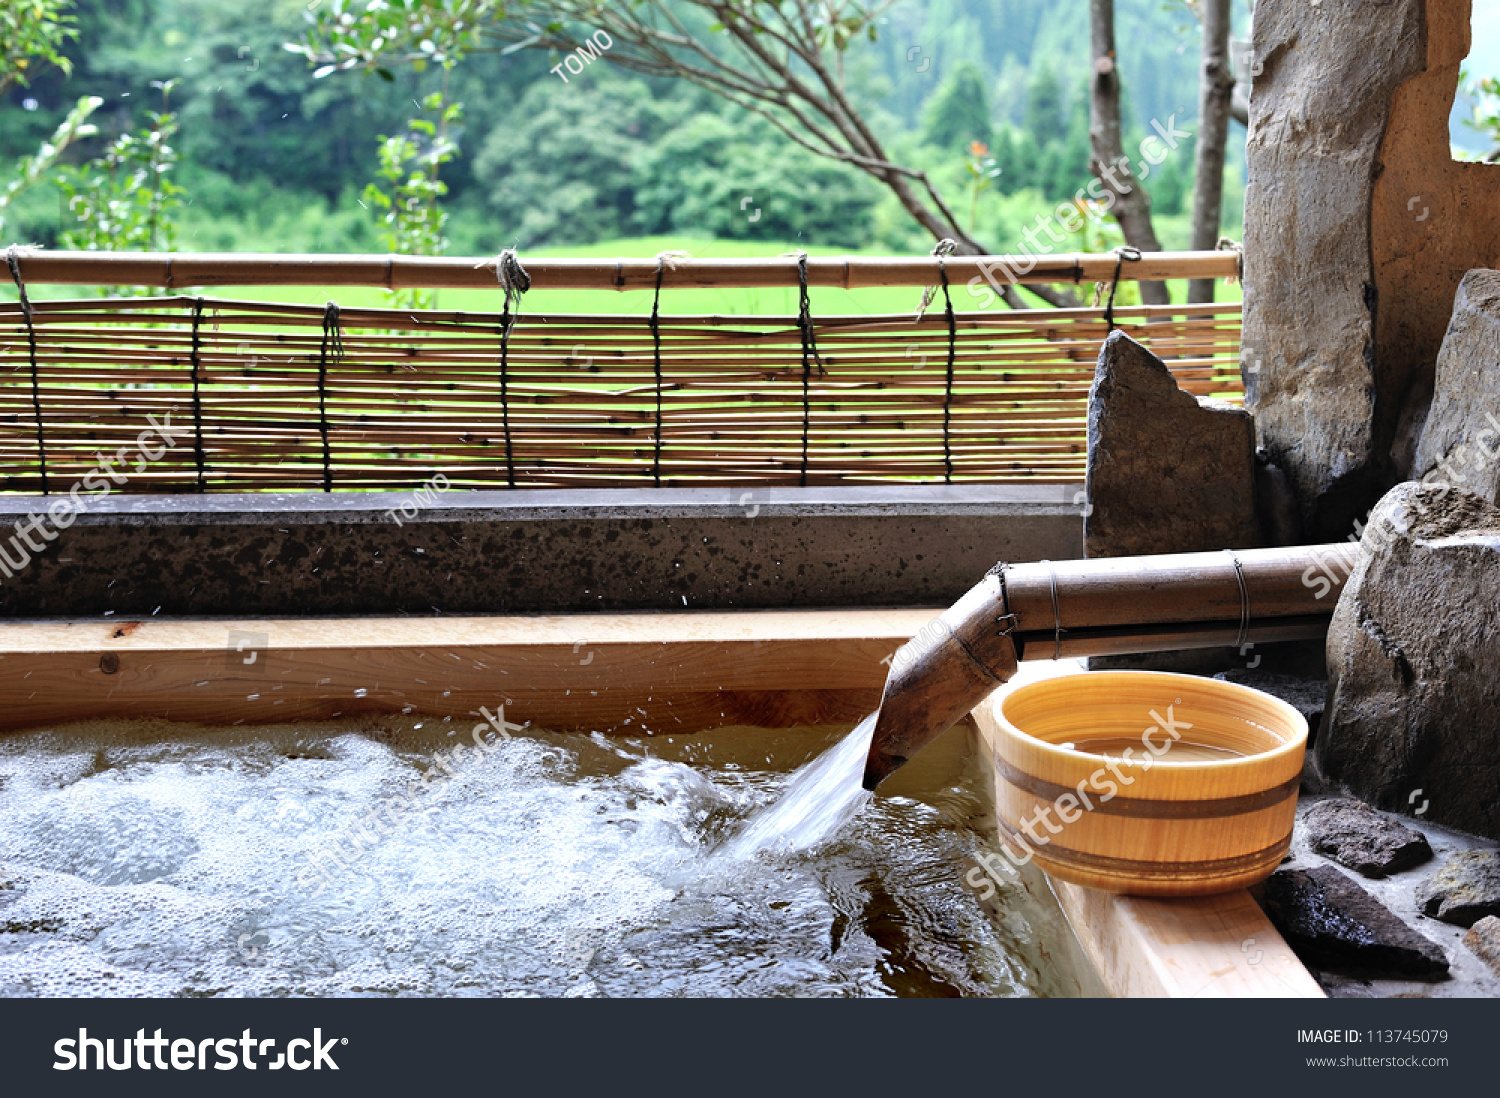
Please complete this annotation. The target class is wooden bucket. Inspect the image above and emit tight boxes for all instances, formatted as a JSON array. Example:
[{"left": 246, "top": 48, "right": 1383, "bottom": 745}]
[{"left": 990, "top": 671, "right": 1307, "bottom": 897}]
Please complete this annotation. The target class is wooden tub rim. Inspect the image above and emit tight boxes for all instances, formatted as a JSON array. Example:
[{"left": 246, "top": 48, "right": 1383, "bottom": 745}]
[{"left": 996, "top": 670, "right": 1309, "bottom": 776}]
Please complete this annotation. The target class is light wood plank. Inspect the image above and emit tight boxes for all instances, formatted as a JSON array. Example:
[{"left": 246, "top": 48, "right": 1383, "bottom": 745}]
[{"left": 0, "top": 609, "right": 937, "bottom": 734}]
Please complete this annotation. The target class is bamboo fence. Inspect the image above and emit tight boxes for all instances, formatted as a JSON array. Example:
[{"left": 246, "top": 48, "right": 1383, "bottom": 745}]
[{"left": 0, "top": 251, "right": 1244, "bottom": 492}]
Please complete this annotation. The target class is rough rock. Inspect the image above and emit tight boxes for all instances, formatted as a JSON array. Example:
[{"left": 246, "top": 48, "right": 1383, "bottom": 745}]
[
  {"left": 1300, "top": 798, "right": 1432, "bottom": 878},
  {"left": 1243, "top": 0, "right": 1500, "bottom": 540},
  {"left": 1254, "top": 453, "right": 1303, "bottom": 547},
  {"left": 1084, "top": 330, "right": 1259, "bottom": 558},
  {"left": 1215, "top": 669, "right": 1328, "bottom": 790},
  {"left": 1261, "top": 865, "right": 1448, "bottom": 978},
  {"left": 1412, "top": 269, "right": 1500, "bottom": 507},
  {"left": 1416, "top": 851, "right": 1500, "bottom": 928},
  {"left": 1462, "top": 916, "right": 1500, "bottom": 978},
  {"left": 1213, "top": 670, "right": 1327, "bottom": 740},
  {"left": 1317, "top": 483, "right": 1500, "bottom": 839}
]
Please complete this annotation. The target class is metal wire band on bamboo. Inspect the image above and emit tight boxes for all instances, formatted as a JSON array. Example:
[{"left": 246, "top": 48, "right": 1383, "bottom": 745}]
[
  {"left": 189, "top": 297, "right": 207, "bottom": 492},
  {"left": 317, "top": 302, "right": 343, "bottom": 492},
  {"left": 5, "top": 248, "right": 48, "bottom": 495},
  {"left": 1228, "top": 551, "right": 1252, "bottom": 651},
  {"left": 1044, "top": 560, "right": 1066, "bottom": 659}
]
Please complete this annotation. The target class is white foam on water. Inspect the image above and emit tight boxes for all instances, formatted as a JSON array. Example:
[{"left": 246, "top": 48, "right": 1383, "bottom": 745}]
[{"left": 0, "top": 718, "right": 1080, "bottom": 998}]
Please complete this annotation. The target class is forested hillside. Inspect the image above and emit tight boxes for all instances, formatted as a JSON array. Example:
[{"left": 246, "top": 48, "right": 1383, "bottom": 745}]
[{"left": 1, "top": 0, "right": 1252, "bottom": 254}]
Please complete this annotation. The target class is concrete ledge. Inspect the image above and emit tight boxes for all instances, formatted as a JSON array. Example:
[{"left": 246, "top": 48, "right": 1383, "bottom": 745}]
[{"left": 0, "top": 485, "right": 1083, "bottom": 618}]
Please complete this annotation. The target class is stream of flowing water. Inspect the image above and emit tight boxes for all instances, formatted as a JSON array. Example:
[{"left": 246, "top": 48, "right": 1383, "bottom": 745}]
[{"left": 718, "top": 714, "right": 875, "bottom": 860}]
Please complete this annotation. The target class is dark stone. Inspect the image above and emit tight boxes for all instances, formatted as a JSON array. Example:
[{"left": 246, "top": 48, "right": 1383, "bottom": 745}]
[
  {"left": 1300, "top": 798, "right": 1432, "bottom": 878},
  {"left": 1214, "top": 670, "right": 1327, "bottom": 740},
  {"left": 1416, "top": 851, "right": 1500, "bottom": 928},
  {"left": 1084, "top": 331, "right": 1259, "bottom": 559},
  {"left": 1254, "top": 453, "right": 1303, "bottom": 547},
  {"left": 1462, "top": 916, "right": 1500, "bottom": 978},
  {"left": 1412, "top": 269, "right": 1500, "bottom": 507},
  {"left": 1215, "top": 668, "right": 1329, "bottom": 791},
  {"left": 1261, "top": 865, "right": 1448, "bottom": 979},
  {"left": 1318, "top": 483, "right": 1500, "bottom": 839},
  {"left": 1084, "top": 332, "right": 1259, "bottom": 675}
]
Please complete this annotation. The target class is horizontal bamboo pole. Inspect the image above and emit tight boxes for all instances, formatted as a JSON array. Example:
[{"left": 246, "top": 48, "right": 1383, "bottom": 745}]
[{"left": 1, "top": 250, "right": 1242, "bottom": 290}]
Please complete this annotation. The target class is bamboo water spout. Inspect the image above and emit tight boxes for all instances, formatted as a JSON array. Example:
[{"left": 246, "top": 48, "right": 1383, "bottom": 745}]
[{"left": 861, "top": 544, "right": 1360, "bottom": 790}]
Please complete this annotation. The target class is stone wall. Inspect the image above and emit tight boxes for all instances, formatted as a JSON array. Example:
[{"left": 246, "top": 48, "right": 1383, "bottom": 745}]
[{"left": 1243, "top": 0, "right": 1500, "bottom": 541}]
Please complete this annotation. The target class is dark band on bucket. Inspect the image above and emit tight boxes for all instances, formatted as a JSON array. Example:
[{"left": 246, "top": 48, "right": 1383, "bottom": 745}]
[
  {"left": 995, "top": 815, "right": 1291, "bottom": 880},
  {"left": 993, "top": 754, "right": 1301, "bottom": 819}
]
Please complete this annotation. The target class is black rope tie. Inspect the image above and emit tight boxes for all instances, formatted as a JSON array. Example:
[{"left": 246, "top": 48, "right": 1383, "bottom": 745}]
[
  {"left": 496, "top": 248, "right": 531, "bottom": 488},
  {"left": 189, "top": 297, "right": 207, "bottom": 492},
  {"left": 936, "top": 249, "right": 957, "bottom": 484},
  {"left": 650, "top": 257, "right": 665, "bottom": 486},
  {"left": 317, "top": 302, "right": 344, "bottom": 493},
  {"left": 792, "top": 252, "right": 826, "bottom": 488},
  {"left": 6, "top": 247, "right": 48, "bottom": 495},
  {"left": 1103, "top": 245, "right": 1142, "bottom": 332}
]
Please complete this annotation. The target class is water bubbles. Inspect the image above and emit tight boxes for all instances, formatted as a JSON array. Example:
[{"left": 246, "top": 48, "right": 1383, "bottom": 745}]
[{"left": 0, "top": 717, "right": 1067, "bottom": 998}]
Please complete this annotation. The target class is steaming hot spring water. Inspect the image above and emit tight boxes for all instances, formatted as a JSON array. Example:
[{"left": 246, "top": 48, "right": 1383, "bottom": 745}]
[{"left": 0, "top": 711, "right": 1097, "bottom": 997}]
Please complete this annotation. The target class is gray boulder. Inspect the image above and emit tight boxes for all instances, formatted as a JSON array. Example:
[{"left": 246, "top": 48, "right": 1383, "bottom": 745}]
[
  {"left": 1243, "top": 1, "right": 1500, "bottom": 540},
  {"left": 1084, "top": 330, "right": 1259, "bottom": 558},
  {"left": 1462, "top": 916, "right": 1500, "bottom": 978},
  {"left": 1416, "top": 851, "right": 1500, "bottom": 928},
  {"left": 1300, "top": 798, "right": 1431, "bottom": 878},
  {"left": 1412, "top": 269, "right": 1500, "bottom": 507},
  {"left": 1318, "top": 483, "right": 1500, "bottom": 839}
]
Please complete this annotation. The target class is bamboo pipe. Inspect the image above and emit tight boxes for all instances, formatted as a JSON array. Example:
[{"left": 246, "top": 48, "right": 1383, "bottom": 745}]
[
  {"left": 3, "top": 251, "right": 1240, "bottom": 291},
  {"left": 860, "top": 543, "right": 1359, "bottom": 790}
]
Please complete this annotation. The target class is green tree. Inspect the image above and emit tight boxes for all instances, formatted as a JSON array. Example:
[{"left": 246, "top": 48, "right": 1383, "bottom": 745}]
[
  {"left": 2, "top": 0, "right": 78, "bottom": 94},
  {"left": 921, "top": 61, "right": 993, "bottom": 150},
  {"left": 364, "top": 91, "right": 461, "bottom": 305},
  {"left": 289, "top": 0, "right": 1083, "bottom": 307},
  {"left": 634, "top": 113, "right": 880, "bottom": 246},
  {"left": 1023, "top": 64, "right": 1066, "bottom": 138},
  {"left": 56, "top": 80, "right": 184, "bottom": 257},
  {"left": 1462, "top": 74, "right": 1500, "bottom": 162},
  {"left": 473, "top": 78, "right": 682, "bottom": 247},
  {"left": 0, "top": 0, "right": 100, "bottom": 238}
]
